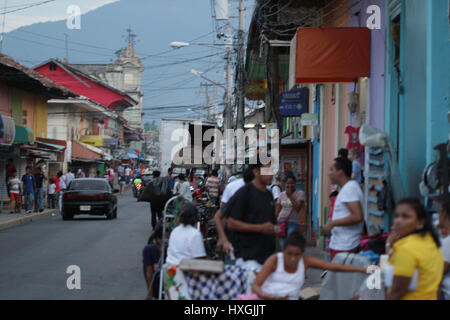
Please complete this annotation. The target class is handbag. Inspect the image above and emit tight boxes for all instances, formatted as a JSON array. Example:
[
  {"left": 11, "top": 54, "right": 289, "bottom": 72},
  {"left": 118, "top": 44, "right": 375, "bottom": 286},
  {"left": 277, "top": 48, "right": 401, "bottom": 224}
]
[{"left": 276, "top": 207, "right": 295, "bottom": 238}]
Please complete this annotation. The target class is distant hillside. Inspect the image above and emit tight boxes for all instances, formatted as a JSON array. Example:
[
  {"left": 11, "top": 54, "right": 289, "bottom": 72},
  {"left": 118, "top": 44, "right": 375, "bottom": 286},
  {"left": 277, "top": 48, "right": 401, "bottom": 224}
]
[{"left": 3, "top": 0, "right": 213, "bottom": 67}]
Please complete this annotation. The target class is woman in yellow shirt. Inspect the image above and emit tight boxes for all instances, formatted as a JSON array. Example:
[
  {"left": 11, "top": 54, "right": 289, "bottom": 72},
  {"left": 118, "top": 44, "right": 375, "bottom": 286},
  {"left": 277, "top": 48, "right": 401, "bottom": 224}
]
[{"left": 386, "top": 198, "right": 444, "bottom": 300}]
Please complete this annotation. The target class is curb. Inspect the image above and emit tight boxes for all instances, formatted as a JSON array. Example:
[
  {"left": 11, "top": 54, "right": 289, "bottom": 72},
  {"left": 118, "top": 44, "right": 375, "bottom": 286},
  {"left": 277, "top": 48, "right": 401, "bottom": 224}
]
[{"left": 0, "top": 209, "right": 59, "bottom": 231}]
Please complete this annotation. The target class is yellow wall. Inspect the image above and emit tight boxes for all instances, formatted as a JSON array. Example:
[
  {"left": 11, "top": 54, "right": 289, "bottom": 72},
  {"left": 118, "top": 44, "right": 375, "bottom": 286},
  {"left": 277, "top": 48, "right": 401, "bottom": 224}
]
[
  {"left": 34, "top": 95, "right": 48, "bottom": 138},
  {"left": 21, "top": 91, "right": 35, "bottom": 130}
]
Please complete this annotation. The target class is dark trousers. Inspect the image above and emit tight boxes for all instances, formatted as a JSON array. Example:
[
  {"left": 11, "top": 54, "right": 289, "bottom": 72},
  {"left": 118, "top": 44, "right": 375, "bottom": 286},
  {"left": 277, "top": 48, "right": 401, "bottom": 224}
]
[
  {"left": 150, "top": 204, "right": 163, "bottom": 230},
  {"left": 48, "top": 194, "right": 57, "bottom": 209}
]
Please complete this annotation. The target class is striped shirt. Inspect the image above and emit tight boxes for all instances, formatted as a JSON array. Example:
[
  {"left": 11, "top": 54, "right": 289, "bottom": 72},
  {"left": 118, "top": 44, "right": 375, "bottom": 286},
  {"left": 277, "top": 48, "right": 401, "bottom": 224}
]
[{"left": 205, "top": 176, "right": 220, "bottom": 198}]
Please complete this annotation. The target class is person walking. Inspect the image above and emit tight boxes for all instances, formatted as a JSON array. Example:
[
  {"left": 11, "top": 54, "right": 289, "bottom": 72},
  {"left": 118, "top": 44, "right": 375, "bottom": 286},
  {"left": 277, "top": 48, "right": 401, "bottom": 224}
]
[
  {"left": 385, "top": 198, "right": 443, "bottom": 300},
  {"left": 275, "top": 175, "right": 306, "bottom": 249},
  {"left": 21, "top": 166, "right": 36, "bottom": 214},
  {"left": 119, "top": 173, "right": 126, "bottom": 195},
  {"left": 7, "top": 169, "right": 22, "bottom": 214},
  {"left": 221, "top": 162, "right": 276, "bottom": 270},
  {"left": 214, "top": 167, "right": 254, "bottom": 257},
  {"left": 349, "top": 148, "right": 362, "bottom": 185},
  {"left": 322, "top": 157, "right": 364, "bottom": 261},
  {"left": 34, "top": 167, "right": 46, "bottom": 213},
  {"left": 173, "top": 173, "right": 192, "bottom": 202},
  {"left": 125, "top": 166, "right": 132, "bottom": 184},
  {"left": 205, "top": 169, "right": 220, "bottom": 205},
  {"left": 47, "top": 178, "right": 57, "bottom": 209},
  {"left": 58, "top": 171, "right": 66, "bottom": 214},
  {"left": 5, "top": 158, "right": 16, "bottom": 196}
]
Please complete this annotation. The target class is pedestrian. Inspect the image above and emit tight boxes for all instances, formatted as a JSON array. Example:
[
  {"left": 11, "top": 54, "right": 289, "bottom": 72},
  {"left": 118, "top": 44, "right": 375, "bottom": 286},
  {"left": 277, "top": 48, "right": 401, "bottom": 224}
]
[
  {"left": 118, "top": 164, "right": 124, "bottom": 176},
  {"left": 47, "top": 178, "right": 57, "bottom": 209},
  {"left": 214, "top": 167, "right": 254, "bottom": 256},
  {"left": 34, "top": 167, "right": 46, "bottom": 213},
  {"left": 125, "top": 166, "right": 132, "bottom": 184},
  {"left": 245, "top": 231, "right": 373, "bottom": 300},
  {"left": 21, "top": 166, "right": 36, "bottom": 214},
  {"left": 189, "top": 168, "right": 198, "bottom": 189},
  {"left": 166, "top": 167, "right": 174, "bottom": 191},
  {"left": 349, "top": 148, "right": 362, "bottom": 185},
  {"left": 173, "top": 173, "right": 192, "bottom": 202},
  {"left": 95, "top": 170, "right": 102, "bottom": 178},
  {"left": 7, "top": 169, "right": 22, "bottom": 214},
  {"left": 438, "top": 196, "right": 450, "bottom": 300},
  {"left": 149, "top": 170, "right": 171, "bottom": 230},
  {"left": 143, "top": 224, "right": 171, "bottom": 300},
  {"left": 221, "top": 162, "right": 276, "bottom": 270},
  {"left": 269, "top": 173, "right": 282, "bottom": 202},
  {"left": 205, "top": 169, "right": 220, "bottom": 205},
  {"left": 166, "top": 202, "right": 206, "bottom": 265},
  {"left": 58, "top": 171, "right": 66, "bottom": 214},
  {"left": 275, "top": 175, "right": 306, "bottom": 249},
  {"left": 5, "top": 158, "right": 16, "bottom": 196},
  {"left": 76, "top": 169, "right": 85, "bottom": 179},
  {"left": 119, "top": 173, "right": 126, "bottom": 195},
  {"left": 322, "top": 157, "right": 364, "bottom": 261},
  {"left": 385, "top": 198, "right": 443, "bottom": 300}
]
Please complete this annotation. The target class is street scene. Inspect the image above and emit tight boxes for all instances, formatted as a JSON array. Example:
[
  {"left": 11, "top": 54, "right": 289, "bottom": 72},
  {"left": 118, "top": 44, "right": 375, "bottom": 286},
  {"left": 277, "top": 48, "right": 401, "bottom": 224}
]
[{"left": 0, "top": 0, "right": 449, "bottom": 302}]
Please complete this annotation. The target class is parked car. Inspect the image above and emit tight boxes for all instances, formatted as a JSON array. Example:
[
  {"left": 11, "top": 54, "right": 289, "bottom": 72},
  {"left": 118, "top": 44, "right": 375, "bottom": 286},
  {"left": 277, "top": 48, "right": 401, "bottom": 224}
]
[{"left": 62, "top": 178, "right": 119, "bottom": 220}]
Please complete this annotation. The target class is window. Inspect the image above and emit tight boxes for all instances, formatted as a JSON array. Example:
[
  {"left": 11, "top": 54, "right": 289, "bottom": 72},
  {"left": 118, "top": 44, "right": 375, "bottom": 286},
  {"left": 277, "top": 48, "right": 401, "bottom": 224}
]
[
  {"left": 22, "top": 110, "right": 27, "bottom": 117},
  {"left": 22, "top": 118, "right": 27, "bottom": 125},
  {"left": 49, "top": 63, "right": 57, "bottom": 71}
]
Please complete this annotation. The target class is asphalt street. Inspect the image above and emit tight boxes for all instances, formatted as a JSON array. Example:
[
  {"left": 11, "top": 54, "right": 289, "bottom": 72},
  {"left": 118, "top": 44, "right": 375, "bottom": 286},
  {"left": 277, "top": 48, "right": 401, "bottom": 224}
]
[{"left": 0, "top": 189, "right": 153, "bottom": 300}]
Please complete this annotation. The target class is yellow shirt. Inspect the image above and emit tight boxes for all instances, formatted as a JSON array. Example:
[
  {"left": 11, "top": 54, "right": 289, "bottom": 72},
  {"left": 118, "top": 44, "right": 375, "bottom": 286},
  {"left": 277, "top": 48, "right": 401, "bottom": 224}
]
[{"left": 389, "top": 233, "right": 444, "bottom": 300}]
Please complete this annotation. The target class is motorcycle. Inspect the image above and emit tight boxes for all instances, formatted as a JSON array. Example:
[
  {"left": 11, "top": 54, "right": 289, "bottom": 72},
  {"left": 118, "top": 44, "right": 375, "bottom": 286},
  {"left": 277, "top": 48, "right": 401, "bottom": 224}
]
[{"left": 133, "top": 182, "right": 143, "bottom": 199}]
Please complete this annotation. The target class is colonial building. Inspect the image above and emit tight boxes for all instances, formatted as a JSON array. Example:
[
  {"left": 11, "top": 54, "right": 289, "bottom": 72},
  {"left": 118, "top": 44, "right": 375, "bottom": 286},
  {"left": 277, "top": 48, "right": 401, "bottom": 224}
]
[{"left": 69, "top": 43, "right": 145, "bottom": 131}]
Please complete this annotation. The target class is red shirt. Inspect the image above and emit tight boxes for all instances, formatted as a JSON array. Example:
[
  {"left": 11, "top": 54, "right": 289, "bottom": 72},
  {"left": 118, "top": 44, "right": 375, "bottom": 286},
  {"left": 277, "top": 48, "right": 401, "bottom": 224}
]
[
  {"left": 6, "top": 164, "right": 16, "bottom": 177},
  {"left": 53, "top": 176, "right": 61, "bottom": 193}
]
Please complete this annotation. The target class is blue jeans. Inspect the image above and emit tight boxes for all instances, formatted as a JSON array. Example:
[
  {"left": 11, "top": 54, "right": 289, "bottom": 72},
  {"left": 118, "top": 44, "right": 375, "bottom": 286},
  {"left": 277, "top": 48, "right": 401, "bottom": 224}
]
[
  {"left": 278, "top": 221, "right": 300, "bottom": 249},
  {"left": 35, "top": 188, "right": 44, "bottom": 211},
  {"left": 24, "top": 192, "right": 34, "bottom": 212}
]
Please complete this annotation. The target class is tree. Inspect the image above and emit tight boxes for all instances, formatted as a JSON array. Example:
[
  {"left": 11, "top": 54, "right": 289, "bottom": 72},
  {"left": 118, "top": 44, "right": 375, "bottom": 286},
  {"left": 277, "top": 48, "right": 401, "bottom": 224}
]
[{"left": 144, "top": 122, "right": 151, "bottom": 131}]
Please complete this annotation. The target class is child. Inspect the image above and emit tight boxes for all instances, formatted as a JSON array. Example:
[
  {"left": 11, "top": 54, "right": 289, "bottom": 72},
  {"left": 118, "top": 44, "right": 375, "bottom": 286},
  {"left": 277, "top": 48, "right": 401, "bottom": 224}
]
[
  {"left": 48, "top": 178, "right": 57, "bottom": 209},
  {"left": 244, "top": 231, "right": 374, "bottom": 300},
  {"left": 7, "top": 169, "right": 22, "bottom": 214}
]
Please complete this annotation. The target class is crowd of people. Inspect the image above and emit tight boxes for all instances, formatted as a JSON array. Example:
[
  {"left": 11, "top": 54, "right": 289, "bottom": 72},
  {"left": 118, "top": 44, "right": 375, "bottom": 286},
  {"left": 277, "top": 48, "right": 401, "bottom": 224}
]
[{"left": 141, "top": 150, "right": 450, "bottom": 301}]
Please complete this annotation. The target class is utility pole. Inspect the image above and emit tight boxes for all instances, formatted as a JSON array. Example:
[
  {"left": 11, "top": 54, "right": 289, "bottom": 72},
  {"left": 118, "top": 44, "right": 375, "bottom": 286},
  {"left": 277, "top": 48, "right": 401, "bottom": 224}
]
[
  {"left": 225, "top": 19, "right": 233, "bottom": 130},
  {"left": 0, "top": 0, "right": 7, "bottom": 53},
  {"left": 64, "top": 33, "right": 69, "bottom": 63},
  {"left": 236, "top": 0, "right": 246, "bottom": 130}
]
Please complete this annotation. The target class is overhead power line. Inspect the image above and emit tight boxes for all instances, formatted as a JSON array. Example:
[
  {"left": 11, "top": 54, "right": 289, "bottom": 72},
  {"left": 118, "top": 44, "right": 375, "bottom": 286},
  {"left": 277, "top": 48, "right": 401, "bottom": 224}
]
[{"left": 0, "top": 0, "right": 57, "bottom": 15}]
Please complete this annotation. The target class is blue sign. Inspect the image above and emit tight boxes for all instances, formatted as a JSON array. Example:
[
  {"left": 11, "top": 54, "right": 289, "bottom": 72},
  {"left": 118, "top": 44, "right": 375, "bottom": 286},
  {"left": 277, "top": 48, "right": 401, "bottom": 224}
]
[{"left": 280, "top": 87, "right": 309, "bottom": 117}]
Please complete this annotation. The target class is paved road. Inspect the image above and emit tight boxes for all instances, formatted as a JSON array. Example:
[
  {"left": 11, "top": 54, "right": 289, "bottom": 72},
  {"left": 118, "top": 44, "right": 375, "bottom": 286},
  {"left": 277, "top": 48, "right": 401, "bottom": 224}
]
[{"left": 0, "top": 189, "right": 153, "bottom": 300}]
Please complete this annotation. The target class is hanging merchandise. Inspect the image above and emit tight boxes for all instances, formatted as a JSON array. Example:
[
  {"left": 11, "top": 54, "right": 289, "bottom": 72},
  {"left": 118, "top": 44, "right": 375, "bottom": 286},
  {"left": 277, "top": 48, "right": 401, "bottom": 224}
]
[
  {"left": 377, "top": 180, "right": 395, "bottom": 212},
  {"left": 345, "top": 125, "right": 364, "bottom": 152}
]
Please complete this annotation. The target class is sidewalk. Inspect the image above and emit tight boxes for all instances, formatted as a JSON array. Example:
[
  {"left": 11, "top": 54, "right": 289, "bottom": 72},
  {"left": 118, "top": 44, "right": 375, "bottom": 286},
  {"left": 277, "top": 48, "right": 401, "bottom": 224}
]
[{"left": 0, "top": 208, "right": 59, "bottom": 231}]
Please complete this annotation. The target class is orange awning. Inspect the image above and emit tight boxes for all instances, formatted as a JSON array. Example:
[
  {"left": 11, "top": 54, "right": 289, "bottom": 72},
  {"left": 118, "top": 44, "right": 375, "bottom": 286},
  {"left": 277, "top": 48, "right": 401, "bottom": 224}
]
[
  {"left": 71, "top": 140, "right": 102, "bottom": 161},
  {"left": 294, "top": 27, "right": 370, "bottom": 83}
]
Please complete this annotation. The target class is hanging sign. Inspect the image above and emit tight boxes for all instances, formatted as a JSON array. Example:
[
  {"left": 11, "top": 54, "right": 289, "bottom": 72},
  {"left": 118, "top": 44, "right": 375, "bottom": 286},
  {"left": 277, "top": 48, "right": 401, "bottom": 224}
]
[
  {"left": 301, "top": 113, "right": 318, "bottom": 126},
  {"left": 280, "top": 87, "right": 309, "bottom": 117}
]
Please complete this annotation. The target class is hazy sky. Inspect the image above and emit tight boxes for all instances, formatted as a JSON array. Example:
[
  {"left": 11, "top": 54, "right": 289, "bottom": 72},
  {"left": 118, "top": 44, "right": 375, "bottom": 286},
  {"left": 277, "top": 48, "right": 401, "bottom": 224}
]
[
  {"left": 2, "top": 0, "right": 256, "bottom": 123},
  {"left": 1, "top": 0, "right": 118, "bottom": 32}
]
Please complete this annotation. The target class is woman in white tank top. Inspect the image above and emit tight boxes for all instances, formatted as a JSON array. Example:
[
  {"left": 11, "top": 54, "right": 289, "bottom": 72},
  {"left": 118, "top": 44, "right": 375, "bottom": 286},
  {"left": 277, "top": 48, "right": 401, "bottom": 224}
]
[{"left": 252, "top": 231, "right": 373, "bottom": 300}]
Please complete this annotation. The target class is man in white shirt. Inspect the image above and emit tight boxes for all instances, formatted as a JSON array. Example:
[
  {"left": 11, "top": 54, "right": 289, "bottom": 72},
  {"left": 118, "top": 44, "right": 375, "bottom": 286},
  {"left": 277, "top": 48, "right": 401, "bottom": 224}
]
[
  {"left": 322, "top": 157, "right": 364, "bottom": 261},
  {"left": 65, "top": 169, "right": 75, "bottom": 188}
]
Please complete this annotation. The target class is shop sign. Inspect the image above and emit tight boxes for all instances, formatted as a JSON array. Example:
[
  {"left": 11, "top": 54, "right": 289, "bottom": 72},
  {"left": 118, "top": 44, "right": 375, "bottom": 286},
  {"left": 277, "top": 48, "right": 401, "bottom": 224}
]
[
  {"left": 301, "top": 113, "right": 318, "bottom": 126},
  {"left": 280, "top": 87, "right": 309, "bottom": 117}
]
